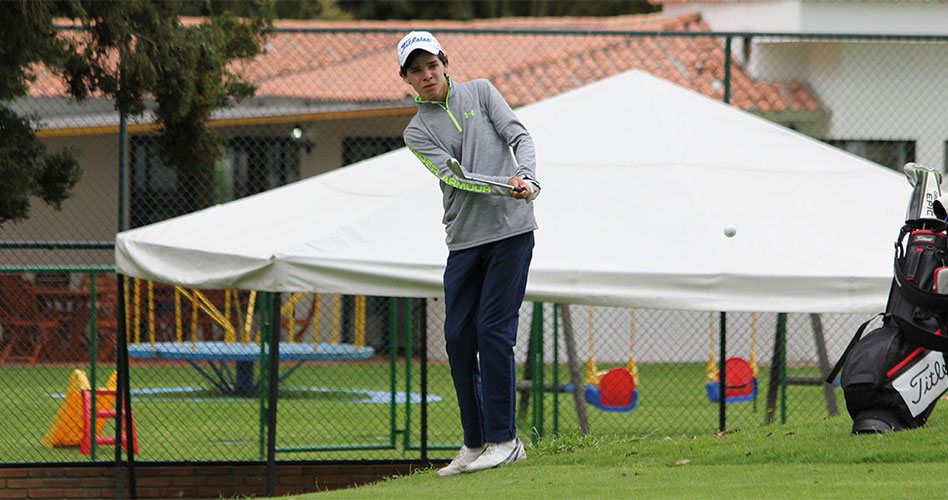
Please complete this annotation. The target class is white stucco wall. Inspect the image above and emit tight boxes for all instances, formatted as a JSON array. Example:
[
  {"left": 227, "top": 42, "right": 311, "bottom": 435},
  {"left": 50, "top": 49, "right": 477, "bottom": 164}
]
[
  {"left": 748, "top": 39, "right": 948, "bottom": 169},
  {"left": 664, "top": 1, "right": 803, "bottom": 33},
  {"left": 666, "top": 0, "right": 948, "bottom": 171},
  {"left": 664, "top": 1, "right": 948, "bottom": 35}
]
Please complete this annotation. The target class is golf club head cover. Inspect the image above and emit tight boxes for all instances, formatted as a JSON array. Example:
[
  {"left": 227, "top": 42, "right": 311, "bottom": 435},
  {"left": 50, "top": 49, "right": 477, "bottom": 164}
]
[
  {"left": 902, "top": 163, "right": 942, "bottom": 223},
  {"left": 934, "top": 193, "right": 948, "bottom": 221},
  {"left": 523, "top": 176, "right": 541, "bottom": 203}
]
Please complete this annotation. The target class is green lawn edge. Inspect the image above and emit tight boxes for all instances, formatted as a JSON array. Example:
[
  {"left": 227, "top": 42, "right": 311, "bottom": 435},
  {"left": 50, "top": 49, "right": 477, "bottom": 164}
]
[{"left": 283, "top": 410, "right": 948, "bottom": 499}]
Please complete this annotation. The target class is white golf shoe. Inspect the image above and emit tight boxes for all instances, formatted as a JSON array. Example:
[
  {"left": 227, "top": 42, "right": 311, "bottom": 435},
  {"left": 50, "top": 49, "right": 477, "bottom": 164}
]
[
  {"left": 463, "top": 438, "right": 526, "bottom": 473},
  {"left": 436, "top": 444, "right": 486, "bottom": 477}
]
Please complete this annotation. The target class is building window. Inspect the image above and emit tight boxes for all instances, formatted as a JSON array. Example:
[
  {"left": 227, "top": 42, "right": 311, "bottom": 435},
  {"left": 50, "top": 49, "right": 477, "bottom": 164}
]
[
  {"left": 226, "top": 137, "right": 301, "bottom": 201},
  {"left": 342, "top": 137, "right": 403, "bottom": 166},
  {"left": 130, "top": 136, "right": 301, "bottom": 228},
  {"left": 824, "top": 139, "right": 915, "bottom": 171}
]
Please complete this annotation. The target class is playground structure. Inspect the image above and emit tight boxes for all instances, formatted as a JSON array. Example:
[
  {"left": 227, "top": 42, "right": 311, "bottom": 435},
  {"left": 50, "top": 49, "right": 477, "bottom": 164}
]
[
  {"left": 120, "top": 279, "right": 375, "bottom": 395},
  {"left": 18, "top": 279, "right": 435, "bottom": 461},
  {"left": 0, "top": 268, "right": 855, "bottom": 464},
  {"left": 514, "top": 305, "right": 846, "bottom": 438}
]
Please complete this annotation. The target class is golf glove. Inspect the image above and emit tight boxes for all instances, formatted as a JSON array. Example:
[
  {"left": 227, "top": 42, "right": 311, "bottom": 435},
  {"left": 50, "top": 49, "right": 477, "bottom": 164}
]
[{"left": 523, "top": 176, "right": 541, "bottom": 203}]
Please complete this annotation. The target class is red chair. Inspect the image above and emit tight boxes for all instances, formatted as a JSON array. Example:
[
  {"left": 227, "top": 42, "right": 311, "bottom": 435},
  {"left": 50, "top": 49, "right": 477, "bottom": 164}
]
[
  {"left": 0, "top": 275, "right": 60, "bottom": 363},
  {"left": 80, "top": 389, "right": 138, "bottom": 455}
]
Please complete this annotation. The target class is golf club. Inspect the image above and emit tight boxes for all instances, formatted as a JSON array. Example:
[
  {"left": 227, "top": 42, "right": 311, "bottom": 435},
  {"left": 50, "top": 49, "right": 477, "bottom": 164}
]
[{"left": 446, "top": 158, "right": 524, "bottom": 192}]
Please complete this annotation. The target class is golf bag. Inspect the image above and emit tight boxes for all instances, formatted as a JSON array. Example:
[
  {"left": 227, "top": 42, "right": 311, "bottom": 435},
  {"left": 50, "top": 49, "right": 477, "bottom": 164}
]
[{"left": 829, "top": 164, "right": 948, "bottom": 433}]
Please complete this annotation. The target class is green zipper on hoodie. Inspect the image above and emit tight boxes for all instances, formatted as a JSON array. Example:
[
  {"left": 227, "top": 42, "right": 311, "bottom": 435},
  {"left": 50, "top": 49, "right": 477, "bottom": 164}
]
[{"left": 416, "top": 77, "right": 462, "bottom": 132}]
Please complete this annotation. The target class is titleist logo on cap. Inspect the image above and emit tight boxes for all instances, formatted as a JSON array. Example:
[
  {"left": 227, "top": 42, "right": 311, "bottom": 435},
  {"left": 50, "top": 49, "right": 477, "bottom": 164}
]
[{"left": 400, "top": 35, "right": 434, "bottom": 53}]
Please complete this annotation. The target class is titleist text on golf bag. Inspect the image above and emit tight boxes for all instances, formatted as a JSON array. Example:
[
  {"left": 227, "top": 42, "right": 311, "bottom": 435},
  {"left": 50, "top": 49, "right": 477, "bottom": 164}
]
[{"left": 830, "top": 164, "right": 948, "bottom": 433}]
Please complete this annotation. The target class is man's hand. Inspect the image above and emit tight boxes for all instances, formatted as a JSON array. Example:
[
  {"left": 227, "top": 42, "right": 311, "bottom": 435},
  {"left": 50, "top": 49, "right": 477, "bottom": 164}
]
[
  {"left": 509, "top": 176, "right": 541, "bottom": 203},
  {"left": 508, "top": 177, "right": 530, "bottom": 200}
]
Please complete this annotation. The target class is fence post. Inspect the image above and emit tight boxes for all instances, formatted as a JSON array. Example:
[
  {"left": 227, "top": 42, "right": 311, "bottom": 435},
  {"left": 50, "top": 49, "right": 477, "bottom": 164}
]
[
  {"left": 420, "top": 298, "right": 428, "bottom": 460},
  {"left": 403, "top": 298, "right": 413, "bottom": 451},
  {"left": 552, "top": 304, "right": 560, "bottom": 436},
  {"left": 530, "top": 302, "right": 544, "bottom": 440},
  {"left": 765, "top": 312, "right": 788, "bottom": 424},
  {"left": 88, "top": 271, "right": 99, "bottom": 461},
  {"left": 115, "top": 273, "right": 136, "bottom": 499},
  {"left": 719, "top": 311, "right": 727, "bottom": 432},
  {"left": 723, "top": 35, "right": 732, "bottom": 105},
  {"left": 779, "top": 313, "right": 788, "bottom": 424},
  {"left": 389, "top": 298, "right": 398, "bottom": 448},
  {"left": 265, "top": 292, "right": 281, "bottom": 497},
  {"left": 117, "top": 112, "right": 127, "bottom": 232}
]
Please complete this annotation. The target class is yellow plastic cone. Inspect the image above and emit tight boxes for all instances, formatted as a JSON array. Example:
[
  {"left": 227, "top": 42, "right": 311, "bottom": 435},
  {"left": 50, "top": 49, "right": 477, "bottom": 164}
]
[{"left": 42, "top": 370, "right": 118, "bottom": 448}]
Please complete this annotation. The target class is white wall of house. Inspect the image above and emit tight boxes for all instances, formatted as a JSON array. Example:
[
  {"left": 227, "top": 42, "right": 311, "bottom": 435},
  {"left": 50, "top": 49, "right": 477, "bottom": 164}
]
[
  {"left": 746, "top": 39, "right": 948, "bottom": 169},
  {"left": 664, "top": 0, "right": 948, "bottom": 35},
  {"left": 0, "top": 133, "right": 118, "bottom": 266},
  {"left": 665, "top": 1, "right": 804, "bottom": 33},
  {"left": 665, "top": 0, "right": 948, "bottom": 171}
]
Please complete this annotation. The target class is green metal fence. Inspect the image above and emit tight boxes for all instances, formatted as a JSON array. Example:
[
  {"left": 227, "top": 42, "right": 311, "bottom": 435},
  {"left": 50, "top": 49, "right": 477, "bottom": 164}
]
[{"left": 3, "top": 25, "right": 948, "bottom": 469}]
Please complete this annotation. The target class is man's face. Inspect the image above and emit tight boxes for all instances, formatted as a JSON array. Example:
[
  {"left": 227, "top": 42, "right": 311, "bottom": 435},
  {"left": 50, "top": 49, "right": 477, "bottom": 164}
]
[{"left": 402, "top": 52, "right": 448, "bottom": 102}]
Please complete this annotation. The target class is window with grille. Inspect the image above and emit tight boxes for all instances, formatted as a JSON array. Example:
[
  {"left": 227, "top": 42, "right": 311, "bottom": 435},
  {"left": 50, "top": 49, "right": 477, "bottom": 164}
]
[
  {"left": 130, "top": 136, "right": 302, "bottom": 228},
  {"left": 342, "top": 136, "right": 403, "bottom": 166},
  {"left": 824, "top": 139, "right": 915, "bottom": 171}
]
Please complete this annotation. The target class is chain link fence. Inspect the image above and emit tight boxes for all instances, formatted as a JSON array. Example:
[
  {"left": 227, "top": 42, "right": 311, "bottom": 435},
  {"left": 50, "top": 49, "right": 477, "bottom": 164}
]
[{"left": 3, "top": 24, "right": 948, "bottom": 465}]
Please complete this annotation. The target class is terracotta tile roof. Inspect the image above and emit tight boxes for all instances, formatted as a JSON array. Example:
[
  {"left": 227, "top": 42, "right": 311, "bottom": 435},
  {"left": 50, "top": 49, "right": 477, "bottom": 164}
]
[{"left": 29, "top": 13, "right": 824, "bottom": 118}]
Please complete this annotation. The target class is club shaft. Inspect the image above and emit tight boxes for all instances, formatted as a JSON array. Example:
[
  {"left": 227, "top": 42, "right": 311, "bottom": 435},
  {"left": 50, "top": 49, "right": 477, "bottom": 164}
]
[
  {"left": 481, "top": 179, "right": 522, "bottom": 191},
  {"left": 447, "top": 158, "right": 523, "bottom": 192}
]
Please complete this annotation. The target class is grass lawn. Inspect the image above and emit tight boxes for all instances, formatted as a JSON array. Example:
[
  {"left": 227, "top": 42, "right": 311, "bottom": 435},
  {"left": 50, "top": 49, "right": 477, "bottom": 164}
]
[
  {"left": 287, "top": 409, "right": 948, "bottom": 499},
  {"left": 1, "top": 358, "right": 844, "bottom": 463}
]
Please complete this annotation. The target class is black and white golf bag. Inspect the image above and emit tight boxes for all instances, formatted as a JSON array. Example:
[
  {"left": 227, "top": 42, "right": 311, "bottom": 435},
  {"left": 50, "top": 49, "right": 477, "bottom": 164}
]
[{"left": 829, "top": 163, "right": 948, "bottom": 433}]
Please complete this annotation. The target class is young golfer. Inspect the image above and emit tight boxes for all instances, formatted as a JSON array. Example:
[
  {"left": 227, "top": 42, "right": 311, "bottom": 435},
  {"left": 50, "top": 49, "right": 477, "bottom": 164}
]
[{"left": 397, "top": 30, "right": 540, "bottom": 476}]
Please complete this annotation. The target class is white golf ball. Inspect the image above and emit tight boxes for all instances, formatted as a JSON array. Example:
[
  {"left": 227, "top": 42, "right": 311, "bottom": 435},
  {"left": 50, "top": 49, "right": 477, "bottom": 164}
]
[{"left": 723, "top": 224, "right": 737, "bottom": 238}]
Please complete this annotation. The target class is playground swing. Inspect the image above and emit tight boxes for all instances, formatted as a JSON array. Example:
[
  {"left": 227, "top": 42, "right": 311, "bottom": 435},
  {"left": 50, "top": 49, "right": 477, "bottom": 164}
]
[
  {"left": 582, "top": 306, "right": 639, "bottom": 412},
  {"left": 705, "top": 311, "right": 758, "bottom": 404}
]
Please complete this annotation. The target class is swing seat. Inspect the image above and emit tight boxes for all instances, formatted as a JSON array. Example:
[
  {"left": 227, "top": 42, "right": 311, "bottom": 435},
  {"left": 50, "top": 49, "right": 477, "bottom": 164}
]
[
  {"left": 584, "top": 367, "right": 638, "bottom": 412},
  {"left": 706, "top": 357, "right": 758, "bottom": 403}
]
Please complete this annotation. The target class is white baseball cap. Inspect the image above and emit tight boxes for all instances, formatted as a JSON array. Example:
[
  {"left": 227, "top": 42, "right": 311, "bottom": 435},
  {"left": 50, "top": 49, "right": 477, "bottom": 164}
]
[{"left": 396, "top": 31, "right": 443, "bottom": 68}]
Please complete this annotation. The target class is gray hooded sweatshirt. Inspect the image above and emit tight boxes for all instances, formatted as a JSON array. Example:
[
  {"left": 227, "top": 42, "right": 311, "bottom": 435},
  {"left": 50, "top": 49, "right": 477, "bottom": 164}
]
[{"left": 404, "top": 77, "right": 538, "bottom": 251}]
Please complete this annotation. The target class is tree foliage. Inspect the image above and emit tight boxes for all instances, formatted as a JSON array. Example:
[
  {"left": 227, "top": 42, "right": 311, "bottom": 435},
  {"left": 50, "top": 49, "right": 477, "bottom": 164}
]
[
  {"left": 182, "top": 0, "right": 350, "bottom": 20},
  {"left": 0, "top": 1, "right": 84, "bottom": 225},
  {"left": 0, "top": 0, "right": 273, "bottom": 226}
]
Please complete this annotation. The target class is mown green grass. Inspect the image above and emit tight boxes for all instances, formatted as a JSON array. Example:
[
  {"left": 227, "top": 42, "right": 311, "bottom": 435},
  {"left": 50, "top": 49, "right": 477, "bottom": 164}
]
[
  {"left": 1, "top": 359, "right": 844, "bottom": 463},
  {"left": 289, "top": 411, "right": 948, "bottom": 499}
]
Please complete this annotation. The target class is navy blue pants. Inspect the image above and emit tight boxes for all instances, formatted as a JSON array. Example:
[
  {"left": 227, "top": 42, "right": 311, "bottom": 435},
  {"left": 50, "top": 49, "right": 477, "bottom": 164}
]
[{"left": 443, "top": 231, "right": 534, "bottom": 448}]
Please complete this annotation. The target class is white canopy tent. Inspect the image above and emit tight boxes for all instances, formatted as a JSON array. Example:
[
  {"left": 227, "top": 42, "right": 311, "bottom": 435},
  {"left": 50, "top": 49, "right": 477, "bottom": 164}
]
[{"left": 116, "top": 70, "right": 911, "bottom": 314}]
